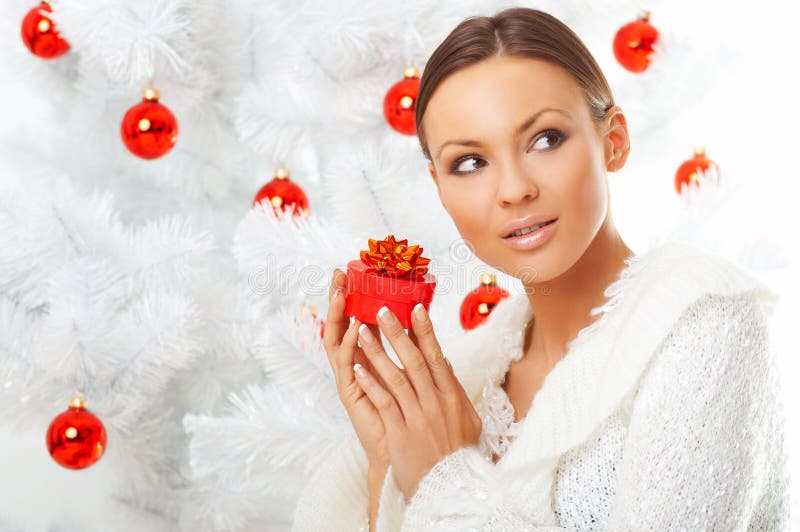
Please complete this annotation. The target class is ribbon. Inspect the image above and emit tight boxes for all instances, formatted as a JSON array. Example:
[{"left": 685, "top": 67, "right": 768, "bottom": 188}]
[{"left": 359, "top": 234, "right": 431, "bottom": 279}]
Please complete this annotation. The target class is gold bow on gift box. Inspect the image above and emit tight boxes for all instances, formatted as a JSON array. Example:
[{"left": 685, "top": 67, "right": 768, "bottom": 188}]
[{"left": 359, "top": 234, "right": 430, "bottom": 279}]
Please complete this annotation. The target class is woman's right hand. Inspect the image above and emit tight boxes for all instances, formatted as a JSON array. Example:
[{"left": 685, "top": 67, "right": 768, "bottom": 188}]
[{"left": 324, "top": 268, "right": 390, "bottom": 468}]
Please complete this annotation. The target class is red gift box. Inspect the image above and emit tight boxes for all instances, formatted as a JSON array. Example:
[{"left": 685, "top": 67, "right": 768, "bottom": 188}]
[{"left": 343, "top": 235, "right": 436, "bottom": 329}]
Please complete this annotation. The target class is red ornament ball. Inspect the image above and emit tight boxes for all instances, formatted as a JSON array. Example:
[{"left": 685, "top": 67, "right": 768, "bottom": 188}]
[
  {"left": 120, "top": 88, "right": 178, "bottom": 160},
  {"left": 674, "top": 146, "right": 720, "bottom": 195},
  {"left": 459, "top": 273, "right": 510, "bottom": 330},
  {"left": 46, "top": 393, "right": 107, "bottom": 470},
  {"left": 383, "top": 67, "right": 421, "bottom": 135},
  {"left": 613, "top": 11, "right": 659, "bottom": 73},
  {"left": 253, "top": 168, "right": 309, "bottom": 218},
  {"left": 21, "top": 1, "right": 70, "bottom": 59}
]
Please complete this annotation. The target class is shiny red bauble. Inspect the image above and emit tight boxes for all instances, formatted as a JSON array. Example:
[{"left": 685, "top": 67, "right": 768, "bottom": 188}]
[
  {"left": 120, "top": 88, "right": 178, "bottom": 160},
  {"left": 674, "top": 146, "right": 720, "bottom": 195},
  {"left": 46, "top": 393, "right": 107, "bottom": 470},
  {"left": 252, "top": 168, "right": 310, "bottom": 218},
  {"left": 383, "top": 67, "right": 421, "bottom": 135},
  {"left": 613, "top": 11, "right": 659, "bottom": 73},
  {"left": 21, "top": 1, "right": 70, "bottom": 59},
  {"left": 459, "top": 273, "right": 510, "bottom": 330}
]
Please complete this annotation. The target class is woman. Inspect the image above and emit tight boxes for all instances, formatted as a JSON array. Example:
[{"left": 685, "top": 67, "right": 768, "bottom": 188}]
[{"left": 293, "top": 7, "right": 789, "bottom": 531}]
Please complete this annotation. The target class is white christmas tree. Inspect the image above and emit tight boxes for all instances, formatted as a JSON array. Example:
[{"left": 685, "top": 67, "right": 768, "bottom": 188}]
[{"left": 0, "top": 0, "right": 797, "bottom": 530}]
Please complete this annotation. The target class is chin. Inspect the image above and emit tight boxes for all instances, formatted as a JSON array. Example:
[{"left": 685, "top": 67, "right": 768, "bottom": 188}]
[{"left": 493, "top": 252, "right": 551, "bottom": 285}]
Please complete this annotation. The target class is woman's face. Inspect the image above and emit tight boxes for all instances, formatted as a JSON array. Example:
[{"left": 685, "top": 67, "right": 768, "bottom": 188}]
[{"left": 423, "top": 55, "right": 628, "bottom": 283}]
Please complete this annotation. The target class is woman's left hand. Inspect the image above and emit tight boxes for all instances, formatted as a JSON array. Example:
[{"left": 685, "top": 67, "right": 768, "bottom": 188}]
[{"left": 353, "top": 303, "right": 483, "bottom": 501}]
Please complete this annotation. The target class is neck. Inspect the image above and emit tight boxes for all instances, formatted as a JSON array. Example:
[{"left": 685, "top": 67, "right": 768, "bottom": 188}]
[{"left": 521, "top": 213, "right": 633, "bottom": 366}]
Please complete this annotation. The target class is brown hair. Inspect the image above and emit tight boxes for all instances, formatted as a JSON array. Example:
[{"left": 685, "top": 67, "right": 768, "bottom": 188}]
[{"left": 415, "top": 7, "right": 615, "bottom": 161}]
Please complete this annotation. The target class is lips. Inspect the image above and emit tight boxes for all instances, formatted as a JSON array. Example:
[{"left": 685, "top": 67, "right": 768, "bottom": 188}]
[
  {"left": 500, "top": 215, "right": 559, "bottom": 238},
  {"left": 504, "top": 219, "right": 557, "bottom": 238}
]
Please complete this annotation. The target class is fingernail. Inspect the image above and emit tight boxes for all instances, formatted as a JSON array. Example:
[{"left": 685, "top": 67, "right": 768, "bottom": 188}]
[
  {"left": 333, "top": 288, "right": 341, "bottom": 302},
  {"left": 358, "top": 323, "right": 374, "bottom": 344},
  {"left": 414, "top": 303, "right": 428, "bottom": 322},
  {"left": 377, "top": 306, "right": 396, "bottom": 325},
  {"left": 353, "top": 363, "right": 367, "bottom": 378},
  {"left": 349, "top": 315, "right": 355, "bottom": 327}
]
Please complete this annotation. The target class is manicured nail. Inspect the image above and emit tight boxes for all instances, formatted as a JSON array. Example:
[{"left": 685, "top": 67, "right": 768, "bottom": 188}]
[
  {"left": 358, "top": 323, "right": 374, "bottom": 344},
  {"left": 377, "top": 306, "right": 396, "bottom": 325},
  {"left": 414, "top": 303, "right": 428, "bottom": 322},
  {"left": 333, "top": 288, "right": 341, "bottom": 302},
  {"left": 349, "top": 315, "right": 355, "bottom": 326},
  {"left": 353, "top": 363, "right": 367, "bottom": 378}
]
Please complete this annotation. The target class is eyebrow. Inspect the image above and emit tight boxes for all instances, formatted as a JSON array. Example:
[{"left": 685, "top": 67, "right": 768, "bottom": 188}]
[{"left": 434, "top": 107, "right": 572, "bottom": 161}]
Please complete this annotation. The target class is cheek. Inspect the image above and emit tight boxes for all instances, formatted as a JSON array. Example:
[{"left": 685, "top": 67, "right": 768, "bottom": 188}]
[
  {"left": 439, "top": 182, "right": 490, "bottom": 242},
  {"left": 556, "top": 138, "right": 607, "bottom": 227}
]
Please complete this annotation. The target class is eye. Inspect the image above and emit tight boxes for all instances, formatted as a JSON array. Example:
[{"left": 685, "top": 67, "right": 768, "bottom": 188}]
[
  {"left": 447, "top": 129, "right": 566, "bottom": 175},
  {"left": 530, "top": 129, "right": 566, "bottom": 151},
  {"left": 450, "top": 154, "right": 487, "bottom": 175}
]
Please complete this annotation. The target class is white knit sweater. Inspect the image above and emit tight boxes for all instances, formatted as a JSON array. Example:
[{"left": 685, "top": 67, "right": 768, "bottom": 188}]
[{"left": 291, "top": 242, "right": 791, "bottom": 531}]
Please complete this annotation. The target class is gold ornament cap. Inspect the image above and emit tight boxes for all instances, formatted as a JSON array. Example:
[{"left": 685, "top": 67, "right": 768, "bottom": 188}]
[
  {"left": 142, "top": 88, "right": 160, "bottom": 102},
  {"left": 693, "top": 146, "right": 706, "bottom": 156},
  {"left": 479, "top": 273, "right": 498, "bottom": 286},
  {"left": 69, "top": 391, "right": 87, "bottom": 410},
  {"left": 274, "top": 168, "right": 291, "bottom": 180},
  {"left": 639, "top": 9, "right": 651, "bottom": 21},
  {"left": 403, "top": 66, "right": 421, "bottom": 79}
]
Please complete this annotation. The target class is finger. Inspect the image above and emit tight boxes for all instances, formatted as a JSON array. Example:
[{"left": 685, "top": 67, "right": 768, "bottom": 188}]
[
  {"left": 357, "top": 321, "right": 424, "bottom": 423},
  {"left": 336, "top": 316, "right": 360, "bottom": 389},
  {"left": 407, "top": 327, "right": 418, "bottom": 347},
  {"left": 359, "top": 323, "right": 384, "bottom": 351},
  {"left": 353, "top": 361, "right": 405, "bottom": 434},
  {"left": 352, "top": 350, "right": 378, "bottom": 387},
  {"left": 410, "top": 303, "right": 455, "bottom": 394},
  {"left": 359, "top": 323, "right": 390, "bottom": 388},
  {"left": 338, "top": 318, "right": 393, "bottom": 392},
  {"left": 323, "top": 269, "right": 348, "bottom": 354},
  {"left": 327, "top": 267, "right": 346, "bottom": 301},
  {"left": 353, "top": 346, "right": 391, "bottom": 392},
  {"left": 375, "top": 306, "right": 439, "bottom": 411}
]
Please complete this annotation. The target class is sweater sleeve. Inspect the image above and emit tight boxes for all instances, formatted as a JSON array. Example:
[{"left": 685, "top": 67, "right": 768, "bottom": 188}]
[
  {"left": 376, "top": 446, "right": 568, "bottom": 531},
  {"left": 291, "top": 434, "right": 370, "bottom": 532},
  {"left": 375, "top": 292, "right": 780, "bottom": 531}
]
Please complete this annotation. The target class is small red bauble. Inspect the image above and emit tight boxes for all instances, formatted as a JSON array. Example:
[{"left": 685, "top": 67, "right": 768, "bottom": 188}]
[
  {"left": 613, "top": 11, "right": 659, "bottom": 73},
  {"left": 46, "top": 392, "right": 107, "bottom": 470},
  {"left": 252, "top": 168, "right": 310, "bottom": 218},
  {"left": 674, "top": 146, "right": 720, "bottom": 195},
  {"left": 460, "top": 273, "right": 510, "bottom": 330},
  {"left": 383, "top": 67, "right": 421, "bottom": 135},
  {"left": 21, "top": 1, "right": 71, "bottom": 59},
  {"left": 120, "top": 88, "right": 178, "bottom": 160}
]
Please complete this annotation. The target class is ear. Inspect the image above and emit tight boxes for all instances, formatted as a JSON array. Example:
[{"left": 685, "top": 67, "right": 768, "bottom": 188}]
[
  {"left": 428, "top": 162, "right": 448, "bottom": 211},
  {"left": 601, "top": 106, "right": 631, "bottom": 172}
]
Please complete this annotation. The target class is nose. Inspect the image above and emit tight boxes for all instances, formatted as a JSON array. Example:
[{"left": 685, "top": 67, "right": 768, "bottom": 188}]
[{"left": 495, "top": 159, "right": 538, "bottom": 207}]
